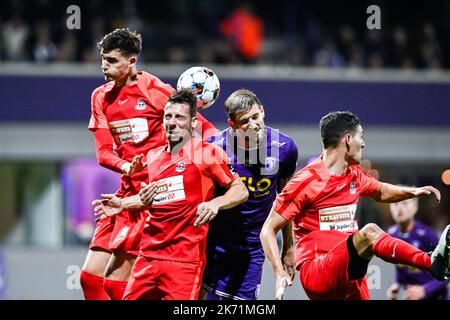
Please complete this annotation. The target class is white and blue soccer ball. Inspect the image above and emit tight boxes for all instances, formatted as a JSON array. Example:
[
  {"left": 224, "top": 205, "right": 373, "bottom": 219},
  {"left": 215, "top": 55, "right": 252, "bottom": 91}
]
[{"left": 177, "top": 66, "right": 220, "bottom": 110}]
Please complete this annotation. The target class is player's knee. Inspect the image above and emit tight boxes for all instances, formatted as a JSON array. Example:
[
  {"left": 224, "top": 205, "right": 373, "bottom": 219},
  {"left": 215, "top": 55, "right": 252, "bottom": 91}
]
[{"left": 359, "top": 223, "right": 383, "bottom": 244}]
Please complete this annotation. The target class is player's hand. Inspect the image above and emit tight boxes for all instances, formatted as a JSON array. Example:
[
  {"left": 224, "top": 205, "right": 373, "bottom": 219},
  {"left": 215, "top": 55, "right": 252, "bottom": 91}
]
[
  {"left": 275, "top": 271, "right": 292, "bottom": 300},
  {"left": 413, "top": 186, "right": 441, "bottom": 204},
  {"left": 404, "top": 285, "right": 426, "bottom": 300},
  {"left": 92, "top": 194, "right": 123, "bottom": 220},
  {"left": 281, "top": 246, "right": 296, "bottom": 282},
  {"left": 122, "top": 154, "right": 147, "bottom": 176},
  {"left": 386, "top": 283, "right": 400, "bottom": 300},
  {"left": 139, "top": 182, "right": 157, "bottom": 206},
  {"left": 194, "top": 201, "right": 219, "bottom": 227}
]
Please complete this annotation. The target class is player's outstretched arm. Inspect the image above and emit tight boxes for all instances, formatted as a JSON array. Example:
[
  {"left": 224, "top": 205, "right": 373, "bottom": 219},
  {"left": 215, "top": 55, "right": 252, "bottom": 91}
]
[
  {"left": 121, "top": 154, "right": 147, "bottom": 176},
  {"left": 371, "top": 183, "right": 441, "bottom": 204},
  {"left": 194, "top": 177, "right": 248, "bottom": 227},
  {"left": 260, "top": 209, "right": 292, "bottom": 300},
  {"left": 93, "top": 194, "right": 145, "bottom": 220},
  {"left": 93, "top": 129, "right": 127, "bottom": 174}
]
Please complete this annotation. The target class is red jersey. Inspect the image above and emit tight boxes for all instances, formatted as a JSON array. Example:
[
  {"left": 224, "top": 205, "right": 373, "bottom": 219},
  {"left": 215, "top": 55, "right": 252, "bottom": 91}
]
[
  {"left": 140, "top": 138, "right": 238, "bottom": 262},
  {"left": 273, "top": 155, "right": 381, "bottom": 268},
  {"left": 88, "top": 71, "right": 174, "bottom": 190}
]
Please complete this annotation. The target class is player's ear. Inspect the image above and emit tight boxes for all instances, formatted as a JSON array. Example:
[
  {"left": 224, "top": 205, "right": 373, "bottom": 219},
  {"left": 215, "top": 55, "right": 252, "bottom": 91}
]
[
  {"left": 228, "top": 118, "right": 238, "bottom": 130},
  {"left": 129, "top": 56, "right": 137, "bottom": 67},
  {"left": 260, "top": 105, "right": 265, "bottom": 119},
  {"left": 191, "top": 116, "right": 198, "bottom": 129},
  {"left": 344, "top": 133, "right": 352, "bottom": 147}
]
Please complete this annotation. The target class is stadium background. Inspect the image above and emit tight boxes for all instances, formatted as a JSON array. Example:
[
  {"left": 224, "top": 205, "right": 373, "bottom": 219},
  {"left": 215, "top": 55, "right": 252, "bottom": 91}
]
[{"left": 0, "top": 0, "right": 449, "bottom": 299}]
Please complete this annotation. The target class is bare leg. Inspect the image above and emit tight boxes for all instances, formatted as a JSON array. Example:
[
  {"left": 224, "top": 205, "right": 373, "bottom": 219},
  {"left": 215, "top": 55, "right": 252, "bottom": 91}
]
[
  {"left": 102, "top": 250, "right": 137, "bottom": 300},
  {"left": 82, "top": 249, "right": 112, "bottom": 276},
  {"left": 80, "top": 249, "right": 112, "bottom": 299},
  {"left": 352, "top": 223, "right": 385, "bottom": 260},
  {"left": 104, "top": 250, "right": 136, "bottom": 281}
]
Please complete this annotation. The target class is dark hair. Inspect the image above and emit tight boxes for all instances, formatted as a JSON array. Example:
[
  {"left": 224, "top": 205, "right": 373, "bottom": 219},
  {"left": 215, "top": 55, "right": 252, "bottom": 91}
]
[
  {"left": 224, "top": 89, "right": 262, "bottom": 121},
  {"left": 167, "top": 88, "right": 197, "bottom": 119},
  {"left": 320, "top": 111, "right": 361, "bottom": 149},
  {"left": 97, "top": 28, "right": 142, "bottom": 56}
]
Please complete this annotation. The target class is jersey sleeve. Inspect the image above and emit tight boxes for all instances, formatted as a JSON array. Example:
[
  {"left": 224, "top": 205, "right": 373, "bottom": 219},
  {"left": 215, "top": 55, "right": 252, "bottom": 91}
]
[
  {"left": 356, "top": 166, "right": 381, "bottom": 197},
  {"left": 88, "top": 87, "right": 109, "bottom": 131},
  {"left": 93, "top": 128, "right": 126, "bottom": 173},
  {"left": 279, "top": 138, "right": 299, "bottom": 179},
  {"left": 273, "top": 169, "right": 319, "bottom": 221},
  {"left": 203, "top": 143, "right": 238, "bottom": 187}
]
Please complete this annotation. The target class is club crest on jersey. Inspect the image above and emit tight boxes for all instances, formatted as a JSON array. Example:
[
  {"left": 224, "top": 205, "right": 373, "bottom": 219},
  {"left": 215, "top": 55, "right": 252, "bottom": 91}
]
[
  {"left": 135, "top": 99, "right": 147, "bottom": 110},
  {"left": 264, "top": 157, "right": 276, "bottom": 171},
  {"left": 175, "top": 161, "right": 185, "bottom": 172},
  {"left": 350, "top": 181, "right": 356, "bottom": 194}
]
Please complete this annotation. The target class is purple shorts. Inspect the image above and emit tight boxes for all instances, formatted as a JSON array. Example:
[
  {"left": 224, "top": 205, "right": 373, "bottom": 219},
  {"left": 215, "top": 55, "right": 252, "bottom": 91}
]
[{"left": 202, "top": 238, "right": 265, "bottom": 300}]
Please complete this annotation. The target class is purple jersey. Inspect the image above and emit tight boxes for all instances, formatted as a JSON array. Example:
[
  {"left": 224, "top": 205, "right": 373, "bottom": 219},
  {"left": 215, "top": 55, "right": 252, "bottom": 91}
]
[
  {"left": 388, "top": 221, "right": 449, "bottom": 300},
  {"left": 207, "top": 126, "right": 298, "bottom": 242}
]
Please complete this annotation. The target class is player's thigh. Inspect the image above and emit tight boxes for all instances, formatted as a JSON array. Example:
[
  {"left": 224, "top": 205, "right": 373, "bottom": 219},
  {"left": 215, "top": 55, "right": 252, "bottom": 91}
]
[
  {"left": 82, "top": 249, "right": 112, "bottom": 276},
  {"left": 123, "top": 256, "right": 160, "bottom": 300},
  {"left": 104, "top": 249, "right": 137, "bottom": 280},
  {"left": 161, "top": 260, "right": 205, "bottom": 300},
  {"left": 300, "top": 238, "right": 350, "bottom": 299}
]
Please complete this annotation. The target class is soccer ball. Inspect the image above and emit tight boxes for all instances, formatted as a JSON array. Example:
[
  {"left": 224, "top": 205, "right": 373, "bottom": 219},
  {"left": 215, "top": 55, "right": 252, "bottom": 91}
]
[{"left": 177, "top": 66, "right": 220, "bottom": 109}]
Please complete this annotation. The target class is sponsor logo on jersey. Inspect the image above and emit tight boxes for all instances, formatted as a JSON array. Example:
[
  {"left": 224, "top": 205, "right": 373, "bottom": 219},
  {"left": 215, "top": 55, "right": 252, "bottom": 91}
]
[
  {"left": 109, "top": 117, "right": 149, "bottom": 144},
  {"left": 118, "top": 98, "right": 129, "bottom": 105},
  {"left": 152, "top": 175, "right": 186, "bottom": 205},
  {"left": 336, "top": 183, "right": 346, "bottom": 191},
  {"left": 318, "top": 204, "right": 358, "bottom": 232}
]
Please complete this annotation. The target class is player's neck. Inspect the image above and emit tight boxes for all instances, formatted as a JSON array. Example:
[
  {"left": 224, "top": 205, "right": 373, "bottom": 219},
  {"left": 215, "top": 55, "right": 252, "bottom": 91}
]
[
  {"left": 115, "top": 68, "right": 139, "bottom": 86},
  {"left": 399, "top": 219, "right": 415, "bottom": 233},
  {"left": 166, "top": 137, "right": 192, "bottom": 155},
  {"left": 322, "top": 148, "right": 349, "bottom": 176}
]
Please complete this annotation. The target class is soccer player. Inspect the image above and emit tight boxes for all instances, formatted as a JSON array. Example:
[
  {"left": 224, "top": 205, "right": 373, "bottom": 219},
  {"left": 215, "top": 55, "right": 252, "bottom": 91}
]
[
  {"left": 92, "top": 89, "right": 248, "bottom": 300},
  {"left": 200, "top": 89, "right": 298, "bottom": 300},
  {"left": 387, "top": 197, "right": 449, "bottom": 300},
  {"left": 81, "top": 29, "right": 216, "bottom": 300},
  {"left": 260, "top": 111, "right": 450, "bottom": 300}
]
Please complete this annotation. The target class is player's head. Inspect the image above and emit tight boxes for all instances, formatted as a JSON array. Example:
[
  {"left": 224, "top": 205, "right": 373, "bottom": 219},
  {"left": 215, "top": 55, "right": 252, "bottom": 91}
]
[
  {"left": 97, "top": 28, "right": 142, "bottom": 81},
  {"left": 225, "top": 89, "right": 265, "bottom": 146},
  {"left": 390, "top": 194, "right": 419, "bottom": 224},
  {"left": 164, "top": 88, "right": 198, "bottom": 147},
  {"left": 320, "top": 111, "right": 364, "bottom": 164}
]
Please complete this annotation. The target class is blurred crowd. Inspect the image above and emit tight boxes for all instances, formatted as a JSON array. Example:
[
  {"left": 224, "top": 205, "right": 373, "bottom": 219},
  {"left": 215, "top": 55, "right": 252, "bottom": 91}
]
[{"left": 1, "top": 0, "right": 449, "bottom": 69}]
